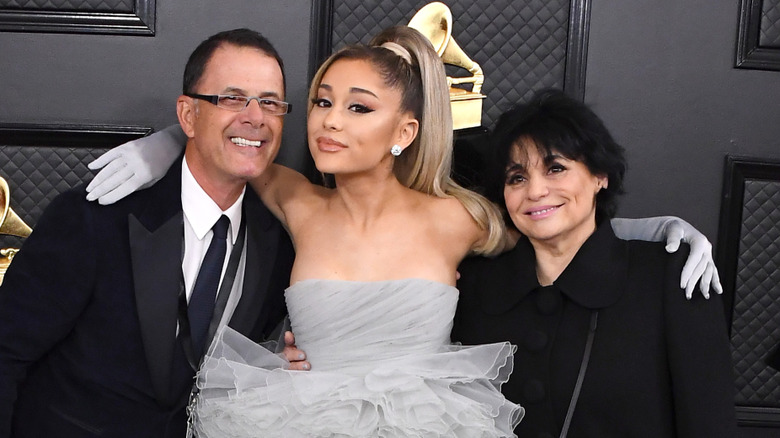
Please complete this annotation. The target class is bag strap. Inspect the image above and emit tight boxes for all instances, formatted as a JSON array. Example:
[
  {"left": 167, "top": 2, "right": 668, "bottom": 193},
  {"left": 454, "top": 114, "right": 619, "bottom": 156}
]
[{"left": 560, "top": 310, "right": 599, "bottom": 438}]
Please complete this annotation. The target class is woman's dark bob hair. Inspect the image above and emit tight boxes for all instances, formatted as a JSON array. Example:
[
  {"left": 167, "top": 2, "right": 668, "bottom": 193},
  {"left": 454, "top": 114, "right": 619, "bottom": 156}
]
[{"left": 488, "top": 88, "right": 627, "bottom": 228}]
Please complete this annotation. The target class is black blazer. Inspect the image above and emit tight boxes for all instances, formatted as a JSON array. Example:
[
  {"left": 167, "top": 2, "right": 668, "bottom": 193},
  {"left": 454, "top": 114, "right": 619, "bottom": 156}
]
[
  {"left": 0, "top": 160, "right": 293, "bottom": 437},
  {"left": 454, "top": 223, "right": 737, "bottom": 438}
]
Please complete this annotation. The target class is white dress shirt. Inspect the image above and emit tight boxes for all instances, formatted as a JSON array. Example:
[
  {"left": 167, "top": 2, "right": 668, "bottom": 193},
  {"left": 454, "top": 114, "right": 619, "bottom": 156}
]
[{"left": 181, "top": 157, "right": 248, "bottom": 329}]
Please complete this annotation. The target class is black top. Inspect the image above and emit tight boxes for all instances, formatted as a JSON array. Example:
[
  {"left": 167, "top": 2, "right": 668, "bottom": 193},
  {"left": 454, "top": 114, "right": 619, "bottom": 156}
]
[{"left": 454, "top": 223, "right": 737, "bottom": 438}]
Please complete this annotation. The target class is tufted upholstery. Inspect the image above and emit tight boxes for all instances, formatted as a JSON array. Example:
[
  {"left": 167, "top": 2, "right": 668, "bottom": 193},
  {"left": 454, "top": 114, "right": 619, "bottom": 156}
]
[
  {"left": 331, "top": 0, "right": 571, "bottom": 129},
  {"left": 761, "top": 0, "right": 780, "bottom": 47},
  {"left": 730, "top": 179, "right": 780, "bottom": 408},
  {"left": 0, "top": 0, "right": 133, "bottom": 11},
  {"left": 717, "top": 156, "right": 780, "bottom": 425},
  {"left": 0, "top": 125, "right": 150, "bottom": 249}
]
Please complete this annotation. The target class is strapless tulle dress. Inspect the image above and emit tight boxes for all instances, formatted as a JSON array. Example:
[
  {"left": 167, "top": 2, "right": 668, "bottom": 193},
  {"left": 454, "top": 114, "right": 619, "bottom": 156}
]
[{"left": 191, "top": 278, "right": 524, "bottom": 437}]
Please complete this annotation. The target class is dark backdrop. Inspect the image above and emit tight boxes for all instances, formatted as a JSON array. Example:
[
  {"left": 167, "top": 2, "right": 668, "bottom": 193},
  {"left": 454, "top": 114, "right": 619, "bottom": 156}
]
[
  {"left": 0, "top": 0, "right": 313, "bottom": 170},
  {"left": 3, "top": 1, "right": 778, "bottom": 246},
  {"left": 2, "top": 0, "right": 779, "bottom": 435},
  {"left": 586, "top": 0, "right": 780, "bottom": 242},
  {"left": 587, "top": 3, "right": 780, "bottom": 435}
]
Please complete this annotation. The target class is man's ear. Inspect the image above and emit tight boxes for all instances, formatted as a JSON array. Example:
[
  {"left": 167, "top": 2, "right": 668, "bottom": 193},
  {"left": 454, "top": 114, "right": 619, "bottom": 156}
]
[
  {"left": 177, "top": 95, "right": 197, "bottom": 138},
  {"left": 396, "top": 115, "right": 419, "bottom": 152}
]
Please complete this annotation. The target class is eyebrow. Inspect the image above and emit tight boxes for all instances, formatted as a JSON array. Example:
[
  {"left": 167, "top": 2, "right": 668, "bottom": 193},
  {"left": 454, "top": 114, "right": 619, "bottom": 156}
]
[
  {"left": 545, "top": 153, "right": 567, "bottom": 165},
  {"left": 318, "top": 83, "right": 378, "bottom": 99},
  {"left": 223, "top": 86, "right": 282, "bottom": 100},
  {"left": 505, "top": 152, "right": 567, "bottom": 173},
  {"left": 505, "top": 163, "right": 525, "bottom": 173},
  {"left": 349, "top": 87, "right": 378, "bottom": 98}
]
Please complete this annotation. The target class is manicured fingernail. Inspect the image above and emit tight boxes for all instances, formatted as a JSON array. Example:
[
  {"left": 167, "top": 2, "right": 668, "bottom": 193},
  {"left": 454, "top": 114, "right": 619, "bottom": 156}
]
[
  {"left": 303, "top": 363, "right": 309, "bottom": 370},
  {"left": 298, "top": 353, "right": 305, "bottom": 360}
]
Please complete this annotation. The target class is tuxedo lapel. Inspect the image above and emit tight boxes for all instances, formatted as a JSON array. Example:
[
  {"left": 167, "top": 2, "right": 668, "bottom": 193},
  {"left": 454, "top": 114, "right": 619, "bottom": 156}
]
[
  {"left": 228, "top": 189, "right": 281, "bottom": 337},
  {"left": 128, "top": 162, "right": 184, "bottom": 407}
]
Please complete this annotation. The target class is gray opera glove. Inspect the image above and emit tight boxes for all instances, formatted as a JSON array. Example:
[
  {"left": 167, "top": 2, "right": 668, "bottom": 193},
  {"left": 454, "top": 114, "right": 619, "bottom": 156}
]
[
  {"left": 611, "top": 216, "right": 722, "bottom": 299},
  {"left": 86, "top": 124, "right": 185, "bottom": 205}
]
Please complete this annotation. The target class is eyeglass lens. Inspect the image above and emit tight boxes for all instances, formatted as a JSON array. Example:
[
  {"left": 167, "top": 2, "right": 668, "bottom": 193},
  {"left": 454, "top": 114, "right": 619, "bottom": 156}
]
[{"left": 217, "top": 95, "right": 289, "bottom": 115}]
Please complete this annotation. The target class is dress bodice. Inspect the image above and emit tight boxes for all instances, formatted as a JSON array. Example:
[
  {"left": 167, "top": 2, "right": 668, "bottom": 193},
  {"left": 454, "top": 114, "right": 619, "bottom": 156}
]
[
  {"left": 285, "top": 278, "right": 458, "bottom": 373},
  {"left": 194, "top": 278, "right": 523, "bottom": 437}
]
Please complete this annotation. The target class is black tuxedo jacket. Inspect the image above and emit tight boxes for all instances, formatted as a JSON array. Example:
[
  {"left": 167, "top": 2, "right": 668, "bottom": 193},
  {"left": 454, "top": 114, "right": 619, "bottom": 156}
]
[{"left": 0, "top": 160, "right": 294, "bottom": 437}]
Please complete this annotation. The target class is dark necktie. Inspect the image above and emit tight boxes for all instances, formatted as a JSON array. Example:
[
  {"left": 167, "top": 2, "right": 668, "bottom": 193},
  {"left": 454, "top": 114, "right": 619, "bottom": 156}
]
[{"left": 188, "top": 215, "right": 230, "bottom": 359}]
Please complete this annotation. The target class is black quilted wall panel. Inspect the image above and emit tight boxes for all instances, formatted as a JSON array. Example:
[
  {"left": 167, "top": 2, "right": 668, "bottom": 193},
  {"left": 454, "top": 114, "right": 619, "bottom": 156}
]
[
  {"left": 0, "top": 125, "right": 149, "bottom": 249},
  {"left": 331, "top": 0, "right": 570, "bottom": 128},
  {"left": 0, "top": 0, "right": 133, "bottom": 11},
  {"left": 0, "top": 146, "right": 109, "bottom": 249},
  {"left": 0, "top": 0, "right": 155, "bottom": 36},
  {"left": 761, "top": 0, "right": 780, "bottom": 47},
  {"left": 731, "top": 179, "right": 780, "bottom": 407},
  {"left": 736, "top": 0, "right": 780, "bottom": 70}
]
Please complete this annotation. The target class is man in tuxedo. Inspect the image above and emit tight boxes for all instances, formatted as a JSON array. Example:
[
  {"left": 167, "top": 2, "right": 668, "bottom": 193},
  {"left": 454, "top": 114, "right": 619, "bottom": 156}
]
[{"left": 0, "top": 28, "right": 306, "bottom": 437}]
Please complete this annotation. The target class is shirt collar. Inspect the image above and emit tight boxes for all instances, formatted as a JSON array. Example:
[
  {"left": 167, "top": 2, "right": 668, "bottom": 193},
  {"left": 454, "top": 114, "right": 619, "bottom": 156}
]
[
  {"left": 482, "top": 221, "right": 629, "bottom": 313},
  {"left": 181, "top": 157, "right": 244, "bottom": 244}
]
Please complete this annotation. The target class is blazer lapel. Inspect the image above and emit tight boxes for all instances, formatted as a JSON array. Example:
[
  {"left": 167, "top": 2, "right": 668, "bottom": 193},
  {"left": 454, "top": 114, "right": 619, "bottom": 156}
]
[
  {"left": 228, "top": 189, "right": 281, "bottom": 337},
  {"left": 128, "top": 162, "right": 185, "bottom": 406}
]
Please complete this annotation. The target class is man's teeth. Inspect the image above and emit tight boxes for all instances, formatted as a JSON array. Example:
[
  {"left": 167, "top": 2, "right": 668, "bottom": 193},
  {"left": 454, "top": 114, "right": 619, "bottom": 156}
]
[
  {"left": 530, "top": 207, "right": 556, "bottom": 216},
  {"left": 231, "top": 137, "right": 263, "bottom": 147}
]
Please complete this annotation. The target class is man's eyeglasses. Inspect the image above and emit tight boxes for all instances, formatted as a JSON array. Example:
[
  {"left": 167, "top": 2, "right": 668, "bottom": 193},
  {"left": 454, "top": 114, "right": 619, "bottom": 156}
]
[{"left": 186, "top": 93, "right": 292, "bottom": 115}]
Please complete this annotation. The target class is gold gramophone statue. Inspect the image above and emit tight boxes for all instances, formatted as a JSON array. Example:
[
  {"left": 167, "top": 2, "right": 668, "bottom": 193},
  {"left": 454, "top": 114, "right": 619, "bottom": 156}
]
[
  {"left": 408, "top": 2, "right": 486, "bottom": 130},
  {"left": 1, "top": 176, "right": 32, "bottom": 285}
]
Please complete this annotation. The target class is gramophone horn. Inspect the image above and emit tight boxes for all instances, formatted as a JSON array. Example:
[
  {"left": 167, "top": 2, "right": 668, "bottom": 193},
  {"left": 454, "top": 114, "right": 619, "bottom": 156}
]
[
  {"left": 407, "top": 1, "right": 453, "bottom": 57},
  {"left": 0, "top": 177, "right": 32, "bottom": 239},
  {"left": 408, "top": 1, "right": 484, "bottom": 93}
]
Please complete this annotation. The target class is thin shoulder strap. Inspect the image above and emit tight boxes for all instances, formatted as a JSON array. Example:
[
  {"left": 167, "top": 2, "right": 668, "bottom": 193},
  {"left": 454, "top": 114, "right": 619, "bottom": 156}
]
[{"left": 560, "top": 310, "right": 598, "bottom": 438}]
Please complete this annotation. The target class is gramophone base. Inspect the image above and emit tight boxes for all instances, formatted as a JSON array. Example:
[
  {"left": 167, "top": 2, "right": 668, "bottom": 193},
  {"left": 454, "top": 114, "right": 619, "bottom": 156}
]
[
  {"left": 0, "top": 257, "right": 10, "bottom": 286},
  {"left": 450, "top": 92, "right": 486, "bottom": 131},
  {"left": 0, "top": 248, "right": 19, "bottom": 286}
]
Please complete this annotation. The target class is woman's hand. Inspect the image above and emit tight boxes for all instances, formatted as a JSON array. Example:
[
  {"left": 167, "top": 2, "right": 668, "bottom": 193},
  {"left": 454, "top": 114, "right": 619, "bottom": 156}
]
[
  {"left": 663, "top": 219, "right": 722, "bottom": 299},
  {"left": 282, "top": 330, "right": 310, "bottom": 371},
  {"left": 86, "top": 124, "right": 185, "bottom": 204},
  {"left": 611, "top": 216, "right": 722, "bottom": 299}
]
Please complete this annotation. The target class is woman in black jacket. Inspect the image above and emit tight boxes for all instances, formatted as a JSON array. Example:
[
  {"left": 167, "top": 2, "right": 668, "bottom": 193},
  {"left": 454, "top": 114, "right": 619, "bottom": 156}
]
[{"left": 454, "top": 89, "right": 737, "bottom": 438}]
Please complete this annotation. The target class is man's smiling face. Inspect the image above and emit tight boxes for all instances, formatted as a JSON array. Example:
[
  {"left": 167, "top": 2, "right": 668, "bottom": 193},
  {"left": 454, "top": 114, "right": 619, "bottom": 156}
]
[{"left": 179, "top": 43, "right": 285, "bottom": 199}]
